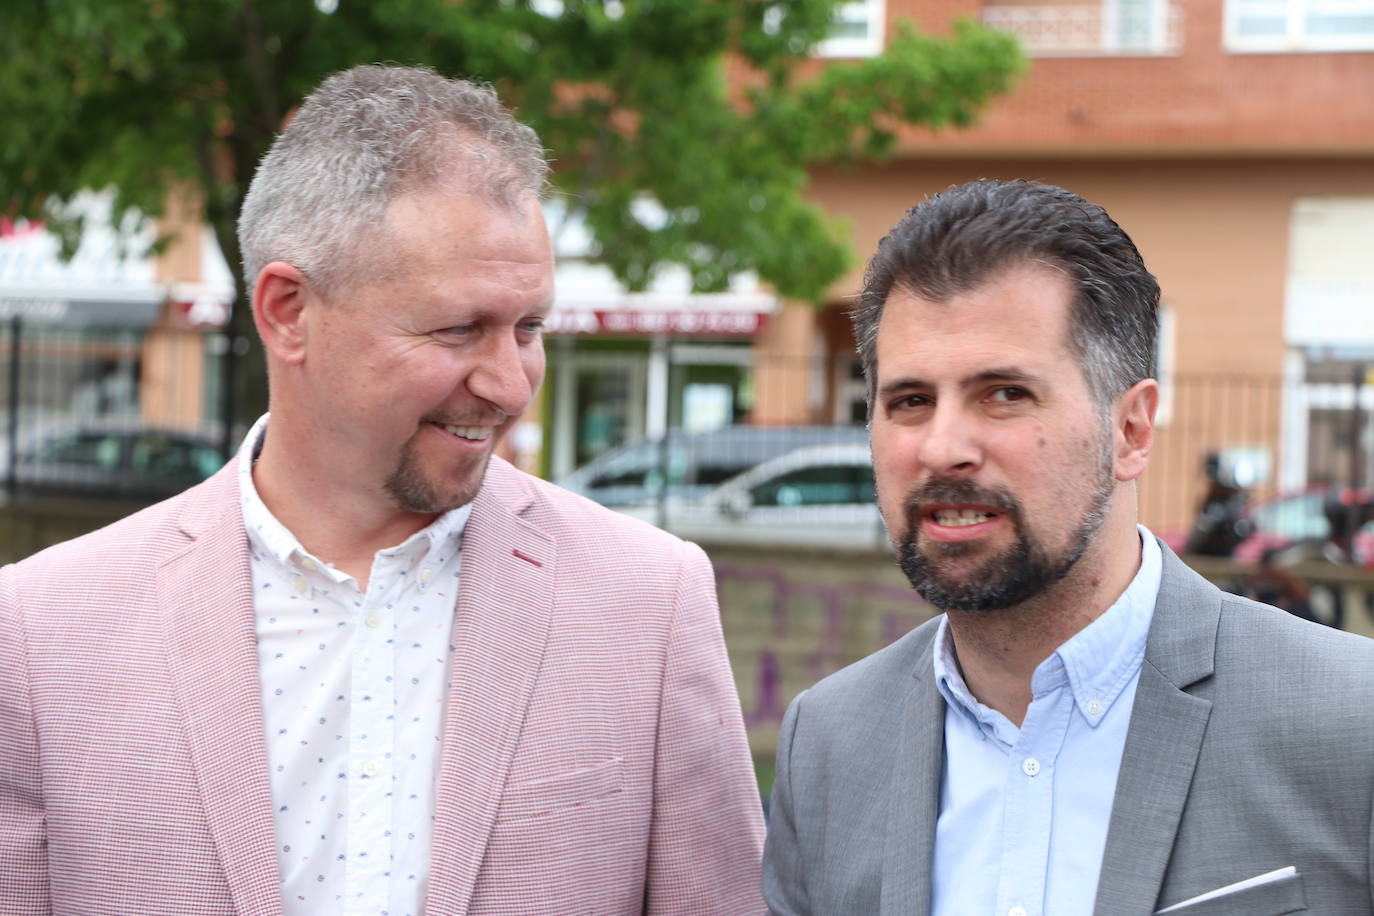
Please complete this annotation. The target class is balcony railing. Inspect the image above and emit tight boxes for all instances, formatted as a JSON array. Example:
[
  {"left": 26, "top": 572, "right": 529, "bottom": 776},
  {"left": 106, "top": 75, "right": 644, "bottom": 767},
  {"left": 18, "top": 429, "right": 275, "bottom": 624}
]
[{"left": 982, "top": 2, "right": 1184, "bottom": 55}]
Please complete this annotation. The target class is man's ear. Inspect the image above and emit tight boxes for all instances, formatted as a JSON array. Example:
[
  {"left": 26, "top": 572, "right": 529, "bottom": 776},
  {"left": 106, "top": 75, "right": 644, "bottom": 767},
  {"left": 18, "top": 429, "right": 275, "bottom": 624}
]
[
  {"left": 253, "top": 261, "right": 312, "bottom": 366},
  {"left": 1114, "top": 378, "right": 1158, "bottom": 483}
]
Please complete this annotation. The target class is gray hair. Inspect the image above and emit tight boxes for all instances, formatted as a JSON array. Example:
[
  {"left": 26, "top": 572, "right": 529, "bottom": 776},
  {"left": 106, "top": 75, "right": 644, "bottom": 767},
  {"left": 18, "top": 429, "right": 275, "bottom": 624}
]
[
  {"left": 852, "top": 179, "right": 1159, "bottom": 415},
  {"left": 238, "top": 64, "right": 549, "bottom": 298}
]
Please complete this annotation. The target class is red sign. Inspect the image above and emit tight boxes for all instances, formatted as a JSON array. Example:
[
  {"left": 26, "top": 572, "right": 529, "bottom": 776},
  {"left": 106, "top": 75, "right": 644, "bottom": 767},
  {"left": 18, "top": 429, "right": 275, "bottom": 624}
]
[{"left": 545, "top": 309, "right": 769, "bottom": 337}]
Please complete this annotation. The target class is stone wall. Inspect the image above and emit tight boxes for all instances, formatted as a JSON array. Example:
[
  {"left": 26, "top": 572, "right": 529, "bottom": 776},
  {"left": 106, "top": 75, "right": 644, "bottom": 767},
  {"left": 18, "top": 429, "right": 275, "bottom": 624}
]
[{"left": 702, "top": 540, "right": 1374, "bottom": 764}]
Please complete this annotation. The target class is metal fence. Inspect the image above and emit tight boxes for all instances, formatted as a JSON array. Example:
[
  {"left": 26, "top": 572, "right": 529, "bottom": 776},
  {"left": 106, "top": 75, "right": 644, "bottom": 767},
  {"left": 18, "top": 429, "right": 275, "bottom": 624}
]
[
  {"left": 546, "top": 347, "right": 1374, "bottom": 553},
  {"left": 3, "top": 317, "right": 1371, "bottom": 569}
]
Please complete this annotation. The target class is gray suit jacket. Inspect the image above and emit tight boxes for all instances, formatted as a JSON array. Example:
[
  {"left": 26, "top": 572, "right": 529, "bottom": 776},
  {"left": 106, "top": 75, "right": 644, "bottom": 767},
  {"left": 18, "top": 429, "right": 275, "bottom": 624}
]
[{"left": 763, "top": 544, "right": 1374, "bottom": 915}]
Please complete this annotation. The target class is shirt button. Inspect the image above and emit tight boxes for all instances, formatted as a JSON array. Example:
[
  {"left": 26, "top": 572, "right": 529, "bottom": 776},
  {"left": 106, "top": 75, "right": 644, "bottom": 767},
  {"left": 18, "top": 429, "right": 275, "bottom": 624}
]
[
  {"left": 1087, "top": 698, "right": 1104, "bottom": 716},
  {"left": 365, "top": 613, "right": 380, "bottom": 629},
  {"left": 299, "top": 558, "right": 317, "bottom": 572},
  {"left": 362, "top": 761, "right": 380, "bottom": 777},
  {"left": 1021, "top": 757, "right": 1041, "bottom": 777},
  {"left": 292, "top": 576, "right": 308, "bottom": 595},
  {"left": 419, "top": 567, "right": 434, "bottom": 585},
  {"left": 1009, "top": 907, "right": 1028, "bottom": 916}
]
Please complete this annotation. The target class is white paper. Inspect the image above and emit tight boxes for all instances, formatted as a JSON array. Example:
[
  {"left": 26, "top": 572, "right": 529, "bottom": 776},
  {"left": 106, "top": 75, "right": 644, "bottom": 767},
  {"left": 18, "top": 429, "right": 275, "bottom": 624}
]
[{"left": 1154, "top": 866, "right": 1297, "bottom": 913}]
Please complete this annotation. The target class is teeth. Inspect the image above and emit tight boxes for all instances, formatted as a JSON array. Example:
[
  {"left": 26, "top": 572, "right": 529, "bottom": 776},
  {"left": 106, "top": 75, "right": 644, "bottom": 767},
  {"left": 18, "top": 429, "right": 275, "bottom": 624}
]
[
  {"left": 441, "top": 424, "right": 492, "bottom": 441},
  {"left": 934, "top": 509, "right": 993, "bottom": 527}
]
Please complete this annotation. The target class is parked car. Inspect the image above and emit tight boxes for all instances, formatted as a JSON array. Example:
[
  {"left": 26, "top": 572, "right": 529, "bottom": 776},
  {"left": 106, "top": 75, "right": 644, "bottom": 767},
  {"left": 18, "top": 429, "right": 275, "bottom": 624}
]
[
  {"left": 1224, "top": 485, "right": 1374, "bottom": 629},
  {"left": 1233, "top": 485, "right": 1374, "bottom": 567},
  {"left": 0, "top": 422, "right": 225, "bottom": 503},
  {"left": 557, "top": 424, "right": 870, "bottom": 509},
  {"left": 664, "top": 443, "right": 888, "bottom": 549}
]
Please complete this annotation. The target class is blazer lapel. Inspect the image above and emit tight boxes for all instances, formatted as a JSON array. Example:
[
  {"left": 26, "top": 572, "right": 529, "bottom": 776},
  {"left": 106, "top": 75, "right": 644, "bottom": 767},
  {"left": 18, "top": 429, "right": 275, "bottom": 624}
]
[
  {"left": 882, "top": 628, "right": 945, "bottom": 916},
  {"left": 426, "top": 474, "right": 555, "bottom": 915},
  {"left": 1094, "top": 545, "right": 1220, "bottom": 916},
  {"left": 158, "top": 472, "right": 284, "bottom": 916}
]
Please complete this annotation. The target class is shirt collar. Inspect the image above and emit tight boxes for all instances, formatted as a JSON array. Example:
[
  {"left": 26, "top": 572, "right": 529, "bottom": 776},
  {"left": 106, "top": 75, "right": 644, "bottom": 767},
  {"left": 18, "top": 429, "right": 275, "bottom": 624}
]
[
  {"left": 236, "top": 413, "right": 473, "bottom": 581},
  {"left": 932, "top": 525, "right": 1162, "bottom": 731}
]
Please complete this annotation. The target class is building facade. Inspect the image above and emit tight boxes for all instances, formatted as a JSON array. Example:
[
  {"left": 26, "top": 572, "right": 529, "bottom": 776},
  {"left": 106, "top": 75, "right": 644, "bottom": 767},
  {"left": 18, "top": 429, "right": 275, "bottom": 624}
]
[{"left": 762, "top": 0, "right": 1374, "bottom": 535}]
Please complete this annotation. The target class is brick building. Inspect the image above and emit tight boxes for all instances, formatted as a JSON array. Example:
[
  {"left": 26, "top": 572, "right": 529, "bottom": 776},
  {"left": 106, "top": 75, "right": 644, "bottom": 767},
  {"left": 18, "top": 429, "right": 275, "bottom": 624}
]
[{"left": 746, "top": 0, "right": 1374, "bottom": 534}]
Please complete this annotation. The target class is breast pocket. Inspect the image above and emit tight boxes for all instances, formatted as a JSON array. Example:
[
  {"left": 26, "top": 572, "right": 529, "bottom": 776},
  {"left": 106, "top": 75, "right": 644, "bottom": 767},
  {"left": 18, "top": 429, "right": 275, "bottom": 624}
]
[
  {"left": 497, "top": 757, "right": 625, "bottom": 822},
  {"left": 1155, "top": 873, "right": 1306, "bottom": 916}
]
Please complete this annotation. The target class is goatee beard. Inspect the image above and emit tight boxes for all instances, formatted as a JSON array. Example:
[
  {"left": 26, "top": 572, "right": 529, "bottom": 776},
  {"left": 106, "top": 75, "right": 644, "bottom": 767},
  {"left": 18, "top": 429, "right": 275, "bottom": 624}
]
[
  {"left": 895, "top": 470, "right": 1112, "bottom": 612},
  {"left": 384, "top": 431, "right": 488, "bottom": 515}
]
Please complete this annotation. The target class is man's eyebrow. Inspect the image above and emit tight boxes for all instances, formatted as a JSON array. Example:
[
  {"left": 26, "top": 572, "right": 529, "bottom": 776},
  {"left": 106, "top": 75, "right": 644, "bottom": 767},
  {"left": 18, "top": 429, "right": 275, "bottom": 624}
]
[
  {"left": 967, "top": 367, "right": 1042, "bottom": 387},
  {"left": 877, "top": 367, "right": 1044, "bottom": 400}
]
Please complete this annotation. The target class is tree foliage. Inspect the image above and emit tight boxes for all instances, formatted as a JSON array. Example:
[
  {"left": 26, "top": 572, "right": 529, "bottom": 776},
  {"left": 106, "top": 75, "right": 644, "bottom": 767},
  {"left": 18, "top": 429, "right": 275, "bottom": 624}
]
[{"left": 0, "top": 0, "right": 1024, "bottom": 420}]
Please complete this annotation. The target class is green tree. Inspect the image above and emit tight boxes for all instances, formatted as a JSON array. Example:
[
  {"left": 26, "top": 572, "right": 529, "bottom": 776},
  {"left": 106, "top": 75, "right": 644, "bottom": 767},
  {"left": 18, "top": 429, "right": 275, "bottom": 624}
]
[{"left": 0, "top": 0, "right": 1024, "bottom": 427}]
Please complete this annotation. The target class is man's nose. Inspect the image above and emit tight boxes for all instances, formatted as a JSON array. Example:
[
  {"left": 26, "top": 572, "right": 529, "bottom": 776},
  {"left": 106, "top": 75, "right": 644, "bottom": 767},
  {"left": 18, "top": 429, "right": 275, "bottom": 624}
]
[
  {"left": 917, "top": 404, "right": 983, "bottom": 477},
  {"left": 468, "top": 332, "right": 535, "bottom": 417}
]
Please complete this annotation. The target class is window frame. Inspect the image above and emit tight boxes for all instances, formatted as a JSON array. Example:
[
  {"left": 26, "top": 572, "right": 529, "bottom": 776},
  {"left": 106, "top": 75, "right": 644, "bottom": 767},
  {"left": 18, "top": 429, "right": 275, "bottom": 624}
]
[
  {"left": 1224, "top": 0, "right": 1374, "bottom": 52},
  {"left": 815, "top": 0, "right": 886, "bottom": 57}
]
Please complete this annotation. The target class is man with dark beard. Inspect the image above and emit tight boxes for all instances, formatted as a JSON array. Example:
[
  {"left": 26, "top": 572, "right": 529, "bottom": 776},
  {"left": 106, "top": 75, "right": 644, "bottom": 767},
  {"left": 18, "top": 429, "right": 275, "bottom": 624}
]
[{"left": 762, "top": 180, "right": 1374, "bottom": 916}]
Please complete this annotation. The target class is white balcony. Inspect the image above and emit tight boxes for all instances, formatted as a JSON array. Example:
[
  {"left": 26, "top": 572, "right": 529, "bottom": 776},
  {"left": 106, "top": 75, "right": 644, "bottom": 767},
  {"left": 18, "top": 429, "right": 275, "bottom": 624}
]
[{"left": 982, "top": 2, "right": 1184, "bottom": 55}]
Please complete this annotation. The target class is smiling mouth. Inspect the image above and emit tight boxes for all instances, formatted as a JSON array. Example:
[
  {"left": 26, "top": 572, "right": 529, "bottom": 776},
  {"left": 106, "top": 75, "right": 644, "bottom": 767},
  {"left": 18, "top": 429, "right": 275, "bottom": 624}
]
[{"left": 436, "top": 422, "right": 494, "bottom": 441}]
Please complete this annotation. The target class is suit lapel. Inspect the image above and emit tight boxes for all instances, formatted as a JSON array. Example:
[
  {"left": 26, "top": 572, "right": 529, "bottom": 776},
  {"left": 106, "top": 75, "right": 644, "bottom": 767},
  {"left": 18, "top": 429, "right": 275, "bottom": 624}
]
[
  {"left": 158, "top": 470, "right": 284, "bottom": 916},
  {"left": 1094, "top": 545, "right": 1220, "bottom": 915},
  {"left": 426, "top": 470, "right": 555, "bottom": 915},
  {"left": 882, "top": 627, "right": 945, "bottom": 916}
]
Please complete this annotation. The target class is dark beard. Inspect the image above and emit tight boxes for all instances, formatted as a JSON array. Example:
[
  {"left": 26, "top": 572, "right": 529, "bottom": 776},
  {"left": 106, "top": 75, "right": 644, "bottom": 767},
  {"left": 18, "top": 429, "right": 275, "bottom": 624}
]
[{"left": 895, "top": 464, "right": 1114, "bottom": 612}]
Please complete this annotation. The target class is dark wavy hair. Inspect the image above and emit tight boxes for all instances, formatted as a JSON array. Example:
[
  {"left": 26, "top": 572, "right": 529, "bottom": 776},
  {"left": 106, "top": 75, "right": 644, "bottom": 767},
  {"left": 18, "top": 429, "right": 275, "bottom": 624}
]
[{"left": 851, "top": 179, "right": 1159, "bottom": 415}]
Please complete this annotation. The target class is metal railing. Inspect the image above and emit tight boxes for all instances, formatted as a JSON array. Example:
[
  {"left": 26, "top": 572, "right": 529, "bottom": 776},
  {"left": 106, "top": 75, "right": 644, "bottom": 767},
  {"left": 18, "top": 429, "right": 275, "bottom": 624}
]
[
  {"left": 545, "top": 350, "right": 1373, "bottom": 550},
  {"left": 0, "top": 317, "right": 226, "bottom": 506},
  {"left": 982, "top": 2, "right": 1184, "bottom": 55}
]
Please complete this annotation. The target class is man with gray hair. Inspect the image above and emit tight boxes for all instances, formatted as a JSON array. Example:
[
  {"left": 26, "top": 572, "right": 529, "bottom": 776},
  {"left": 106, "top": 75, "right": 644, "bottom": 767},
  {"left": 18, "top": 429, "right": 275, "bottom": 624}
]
[
  {"left": 762, "top": 179, "right": 1374, "bottom": 914},
  {"left": 1, "top": 65, "right": 765, "bottom": 914}
]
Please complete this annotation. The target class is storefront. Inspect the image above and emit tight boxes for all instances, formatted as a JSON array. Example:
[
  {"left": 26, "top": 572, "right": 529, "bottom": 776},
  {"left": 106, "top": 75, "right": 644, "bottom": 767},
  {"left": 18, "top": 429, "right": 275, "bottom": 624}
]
[
  {"left": 0, "top": 194, "right": 232, "bottom": 431},
  {"left": 542, "top": 287, "right": 775, "bottom": 480}
]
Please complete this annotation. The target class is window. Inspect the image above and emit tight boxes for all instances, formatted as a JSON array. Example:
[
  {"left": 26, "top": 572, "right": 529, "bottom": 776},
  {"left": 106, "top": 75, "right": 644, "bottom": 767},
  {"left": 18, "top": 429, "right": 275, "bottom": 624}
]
[
  {"left": 1155, "top": 306, "right": 1176, "bottom": 428},
  {"left": 31, "top": 433, "right": 122, "bottom": 469},
  {"left": 1284, "top": 198, "right": 1374, "bottom": 346},
  {"left": 1226, "top": 0, "right": 1374, "bottom": 51},
  {"left": 750, "top": 464, "right": 876, "bottom": 507},
  {"left": 816, "top": 0, "right": 885, "bottom": 57},
  {"left": 1251, "top": 493, "right": 1330, "bottom": 540},
  {"left": 983, "top": 0, "right": 1181, "bottom": 56},
  {"left": 129, "top": 435, "right": 223, "bottom": 481}
]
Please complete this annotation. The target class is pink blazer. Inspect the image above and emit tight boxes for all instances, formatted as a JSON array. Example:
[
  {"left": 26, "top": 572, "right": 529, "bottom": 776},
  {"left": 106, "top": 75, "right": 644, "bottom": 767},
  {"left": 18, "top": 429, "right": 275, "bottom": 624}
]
[{"left": 0, "top": 457, "right": 765, "bottom": 914}]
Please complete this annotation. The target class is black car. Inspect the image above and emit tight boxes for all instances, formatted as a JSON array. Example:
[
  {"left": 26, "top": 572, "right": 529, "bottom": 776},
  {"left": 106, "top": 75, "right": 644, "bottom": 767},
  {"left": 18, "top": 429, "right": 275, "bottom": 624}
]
[{"left": 0, "top": 422, "right": 225, "bottom": 503}]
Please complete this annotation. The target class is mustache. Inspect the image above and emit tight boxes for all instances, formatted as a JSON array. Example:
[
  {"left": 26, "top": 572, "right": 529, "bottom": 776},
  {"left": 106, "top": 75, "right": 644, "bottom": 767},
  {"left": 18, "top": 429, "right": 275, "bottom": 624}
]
[{"left": 903, "top": 478, "right": 1022, "bottom": 521}]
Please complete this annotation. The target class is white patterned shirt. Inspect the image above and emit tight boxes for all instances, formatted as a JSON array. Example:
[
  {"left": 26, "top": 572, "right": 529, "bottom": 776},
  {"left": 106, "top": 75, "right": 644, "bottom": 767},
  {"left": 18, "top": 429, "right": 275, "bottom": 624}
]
[{"left": 237, "top": 414, "right": 471, "bottom": 916}]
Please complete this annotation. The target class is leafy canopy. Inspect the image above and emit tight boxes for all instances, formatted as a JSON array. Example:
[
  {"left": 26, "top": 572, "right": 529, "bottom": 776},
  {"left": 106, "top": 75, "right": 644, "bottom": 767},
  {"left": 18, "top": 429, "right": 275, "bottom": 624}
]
[{"left": 0, "top": 0, "right": 1024, "bottom": 417}]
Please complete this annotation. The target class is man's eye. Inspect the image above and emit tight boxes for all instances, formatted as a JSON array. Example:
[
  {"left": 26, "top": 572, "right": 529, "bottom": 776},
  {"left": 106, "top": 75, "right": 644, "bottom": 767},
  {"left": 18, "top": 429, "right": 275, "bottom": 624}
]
[
  {"left": 990, "top": 387, "right": 1028, "bottom": 402},
  {"left": 890, "top": 394, "right": 930, "bottom": 411},
  {"left": 519, "top": 318, "right": 546, "bottom": 334}
]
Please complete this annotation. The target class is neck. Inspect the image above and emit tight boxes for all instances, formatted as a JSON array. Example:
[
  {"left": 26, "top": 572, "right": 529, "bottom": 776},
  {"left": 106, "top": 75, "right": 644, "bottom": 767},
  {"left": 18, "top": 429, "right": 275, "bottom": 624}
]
[
  {"left": 250, "top": 411, "right": 437, "bottom": 589},
  {"left": 944, "top": 509, "right": 1142, "bottom": 727}
]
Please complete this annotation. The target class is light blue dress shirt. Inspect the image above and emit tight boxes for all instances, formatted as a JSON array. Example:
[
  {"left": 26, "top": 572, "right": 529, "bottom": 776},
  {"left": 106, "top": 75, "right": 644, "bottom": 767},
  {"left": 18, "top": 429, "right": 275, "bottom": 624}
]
[{"left": 930, "top": 527, "right": 1162, "bottom": 916}]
